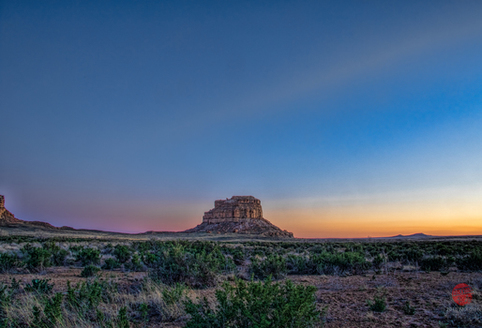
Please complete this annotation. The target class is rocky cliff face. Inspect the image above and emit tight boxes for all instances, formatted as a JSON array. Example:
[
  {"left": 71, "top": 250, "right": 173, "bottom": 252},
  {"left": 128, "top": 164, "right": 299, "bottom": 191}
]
[
  {"left": 186, "top": 196, "right": 294, "bottom": 238},
  {"left": 0, "top": 195, "right": 23, "bottom": 224},
  {"left": 203, "top": 196, "right": 263, "bottom": 223}
]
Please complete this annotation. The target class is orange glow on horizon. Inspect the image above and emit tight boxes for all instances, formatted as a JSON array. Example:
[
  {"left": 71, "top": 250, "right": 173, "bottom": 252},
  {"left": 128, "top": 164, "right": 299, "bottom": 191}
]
[
  {"left": 266, "top": 202, "right": 482, "bottom": 238},
  {"left": 75, "top": 195, "right": 482, "bottom": 238}
]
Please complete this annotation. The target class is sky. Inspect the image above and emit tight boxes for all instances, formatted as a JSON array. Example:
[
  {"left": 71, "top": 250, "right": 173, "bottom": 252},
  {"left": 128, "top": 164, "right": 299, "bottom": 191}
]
[{"left": 1, "top": 1, "right": 482, "bottom": 238}]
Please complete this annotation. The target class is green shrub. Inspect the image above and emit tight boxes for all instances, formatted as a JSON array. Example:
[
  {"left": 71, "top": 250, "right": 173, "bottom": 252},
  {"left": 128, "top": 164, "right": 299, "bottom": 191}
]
[
  {"left": 42, "top": 292, "right": 63, "bottom": 327},
  {"left": 25, "top": 279, "right": 54, "bottom": 294},
  {"left": 42, "top": 241, "right": 69, "bottom": 266},
  {"left": 66, "top": 279, "right": 118, "bottom": 312},
  {"left": 456, "top": 249, "right": 482, "bottom": 271},
  {"left": 402, "top": 300, "right": 415, "bottom": 315},
  {"left": 137, "top": 302, "right": 149, "bottom": 325},
  {"left": 142, "top": 252, "right": 159, "bottom": 267},
  {"left": 9, "top": 278, "right": 20, "bottom": 295},
  {"left": 251, "top": 248, "right": 266, "bottom": 257},
  {"left": 162, "top": 283, "right": 187, "bottom": 305},
  {"left": 21, "top": 244, "right": 52, "bottom": 271},
  {"left": 32, "top": 305, "right": 43, "bottom": 327},
  {"left": 41, "top": 241, "right": 58, "bottom": 252},
  {"left": 419, "top": 256, "right": 448, "bottom": 272},
  {"left": 0, "top": 253, "right": 19, "bottom": 273},
  {"left": 436, "top": 244, "right": 454, "bottom": 256},
  {"left": 81, "top": 265, "right": 101, "bottom": 277},
  {"left": 387, "top": 250, "right": 402, "bottom": 261},
  {"left": 149, "top": 244, "right": 233, "bottom": 288},
  {"left": 249, "top": 255, "right": 287, "bottom": 280},
  {"left": 102, "top": 258, "right": 121, "bottom": 270},
  {"left": 404, "top": 247, "right": 423, "bottom": 262},
  {"left": 52, "top": 248, "right": 69, "bottom": 266},
  {"left": 117, "top": 306, "right": 130, "bottom": 328},
  {"left": 286, "top": 255, "right": 316, "bottom": 275},
  {"left": 230, "top": 247, "right": 246, "bottom": 265},
  {"left": 185, "top": 278, "right": 322, "bottom": 328},
  {"left": 372, "top": 254, "right": 385, "bottom": 271},
  {"left": 313, "top": 251, "right": 369, "bottom": 275},
  {"left": 309, "top": 245, "right": 326, "bottom": 254},
  {"left": 76, "top": 248, "right": 101, "bottom": 266},
  {"left": 103, "top": 243, "right": 114, "bottom": 254},
  {"left": 124, "top": 253, "right": 144, "bottom": 271},
  {"left": 113, "top": 245, "right": 131, "bottom": 264},
  {"left": 69, "top": 245, "right": 84, "bottom": 255},
  {"left": 367, "top": 292, "right": 386, "bottom": 312}
]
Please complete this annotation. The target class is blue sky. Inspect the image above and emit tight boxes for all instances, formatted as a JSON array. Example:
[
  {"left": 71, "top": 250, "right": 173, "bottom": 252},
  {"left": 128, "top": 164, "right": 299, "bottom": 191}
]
[{"left": 1, "top": 1, "right": 482, "bottom": 237}]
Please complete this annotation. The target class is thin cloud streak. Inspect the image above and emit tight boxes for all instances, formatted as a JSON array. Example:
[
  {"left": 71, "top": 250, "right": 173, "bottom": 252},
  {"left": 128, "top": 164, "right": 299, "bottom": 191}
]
[{"left": 156, "top": 10, "right": 482, "bottom": 141}]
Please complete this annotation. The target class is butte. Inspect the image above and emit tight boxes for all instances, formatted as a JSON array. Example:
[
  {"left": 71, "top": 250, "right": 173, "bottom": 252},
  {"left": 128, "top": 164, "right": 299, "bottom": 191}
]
[{"left": 185, "top": 196, "right": 293, "bottom": 238}]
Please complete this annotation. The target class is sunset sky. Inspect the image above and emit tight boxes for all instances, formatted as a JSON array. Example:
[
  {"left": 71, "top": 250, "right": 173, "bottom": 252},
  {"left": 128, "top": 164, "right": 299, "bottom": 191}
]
[{"left": 1, "top": 1, "right": 482, "bottom": 238}]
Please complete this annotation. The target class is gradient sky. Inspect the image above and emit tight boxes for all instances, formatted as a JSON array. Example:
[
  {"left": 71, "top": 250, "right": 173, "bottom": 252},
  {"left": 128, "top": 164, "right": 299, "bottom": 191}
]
[{"left": 1, "top": 1, "right": 482, "bottom": 238}]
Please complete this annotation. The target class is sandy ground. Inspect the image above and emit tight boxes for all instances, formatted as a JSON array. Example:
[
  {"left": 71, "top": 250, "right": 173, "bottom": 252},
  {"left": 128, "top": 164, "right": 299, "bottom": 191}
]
[{"left": 291, "top": 272, "right": 481, "bottom": 328}]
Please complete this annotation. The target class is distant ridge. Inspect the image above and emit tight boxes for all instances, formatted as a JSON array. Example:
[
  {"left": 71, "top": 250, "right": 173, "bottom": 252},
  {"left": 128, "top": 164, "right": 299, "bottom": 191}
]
[
  {"left": 0, "top": 195, "right": 74, "bottom": 230},
  {"left": 386, "top": 233, "right": 432, "bottom": 239},
  {"left": 0, "top": 195, "right": 452, "bottom": 240}
]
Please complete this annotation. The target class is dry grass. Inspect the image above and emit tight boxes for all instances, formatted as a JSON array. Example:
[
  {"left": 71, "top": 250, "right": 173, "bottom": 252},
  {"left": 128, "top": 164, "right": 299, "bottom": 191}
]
[
  {"left": 4, "top": 293, "right": 43, "bottom": 326},
  {"left": 445, "top": 302, "right": 482, "bottom": 325},
  {"left": 1, "top": 277, "right": 197, "bottom": 327}
]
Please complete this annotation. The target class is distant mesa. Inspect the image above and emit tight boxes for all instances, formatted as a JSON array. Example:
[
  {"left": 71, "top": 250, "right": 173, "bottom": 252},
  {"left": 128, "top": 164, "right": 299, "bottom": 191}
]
[
  {"left": 185, "top": 196, "right": 294, "bottom": 238},
  {"left": 387, "top": 233, "right": 432, "bottom": 239}
]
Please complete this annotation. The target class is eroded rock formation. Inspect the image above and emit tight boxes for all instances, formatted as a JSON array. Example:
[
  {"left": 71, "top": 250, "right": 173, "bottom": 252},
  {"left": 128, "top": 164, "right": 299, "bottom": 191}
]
[
  {"left": 0, "top": 195, "right": 74, "bottom": 230},
  {"left": 0, "top": 195, "right": 22, "bottom": 224},
  {"left": 186, "top": 196, "right": 294, "bottom": 238}
]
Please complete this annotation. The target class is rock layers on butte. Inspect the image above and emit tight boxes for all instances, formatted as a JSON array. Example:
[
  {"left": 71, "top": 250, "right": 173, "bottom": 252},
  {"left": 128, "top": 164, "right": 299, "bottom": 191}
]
[{"left": 186, "top": 196, "right": 294, "bottom": 238}]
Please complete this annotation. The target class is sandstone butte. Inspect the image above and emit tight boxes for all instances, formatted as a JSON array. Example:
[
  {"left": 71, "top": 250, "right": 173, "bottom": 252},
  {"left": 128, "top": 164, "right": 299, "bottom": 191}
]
[{"left": 185, "top": 196, "right": 294, "bottom": 238}]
